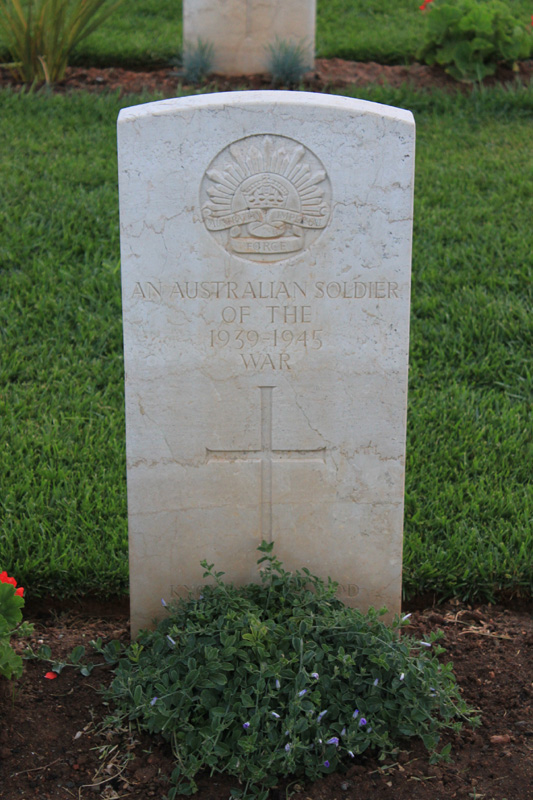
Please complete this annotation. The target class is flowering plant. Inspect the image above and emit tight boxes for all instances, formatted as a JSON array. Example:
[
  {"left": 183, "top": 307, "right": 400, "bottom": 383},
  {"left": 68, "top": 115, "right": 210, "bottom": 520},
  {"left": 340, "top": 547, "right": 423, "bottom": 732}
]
[
  {"left": 0, "top": 571, "right": 31, "bottom": 681},
  {"left": 417, "top": 0, "right": 533, "bottom": 83},
  {"left": 106, "top": 543, "right": 479, "bottom": 799}
]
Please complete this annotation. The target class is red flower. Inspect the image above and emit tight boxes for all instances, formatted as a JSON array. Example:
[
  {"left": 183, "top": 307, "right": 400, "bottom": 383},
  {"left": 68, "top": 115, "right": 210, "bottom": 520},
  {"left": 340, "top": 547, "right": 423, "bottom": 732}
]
[
  {"left": 1, "top": 571, "right": 24, "bottom": 596},
  {"left": 0, "top": 571, "right": 17, "bottom": 587},
  {"left": 420, "top": 0, "right": 434, "bottom": 8},
  {"left": 44, "top": 672, "right": 58, "bottom": 680}
]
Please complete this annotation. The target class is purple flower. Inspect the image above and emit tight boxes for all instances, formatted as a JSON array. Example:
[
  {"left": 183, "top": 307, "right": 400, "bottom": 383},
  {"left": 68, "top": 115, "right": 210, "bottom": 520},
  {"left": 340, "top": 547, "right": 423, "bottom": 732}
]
[
  {"left": 271, "top": 712, "right": 280, "bottom": 719},
  {"left": 285, "top": 743, "right": 291, "bottom": 752},
  {"left": 400, "top": 673, "right": 405, "bottom": 681},
  {"left": 352, "top": 709, "right": 359, "bottom": 719},
  {"left": 323, "top": 760, "right": 330, "bottom": 768},
  {"left": 317, "top": 710, "right": 328, "bottom": 723},
  {"left": 275, "top": 679, "right": 281, "bottom": 689},
  {"left": 326, "top": 737, "right": 339, "bottom": 746},
  {"left": 311, "top": 672, "right": 319, "bottom": 679},
  {"left": 166, "top": 635, "right": 176, "bottom": 646},
  {"left": 420, "top": 641, "right": 432, "bottom": 647},
  {"left": 341, "top": 727, "right": 346, "bottom": 736},
  {"left": 359, "top": 717, "right": 367, "bottom": 726},
  {"left": 243, "top": 722, "right": 250, "bottom": 729},
  {"left": 373, "top": 678, "right": 379, "bottom": 686},
  {"left": 298, "top": 689, "right": 307, "bottom": 697},
  {"left": 161, "top": 598, "right": 167, "bottom": 607},
  {"left": 150, "top": 697, "right": 158, "bottom": 706},
  {"left": 402, "top": 613, "right": 412, "bottom": 621},
  {"left": 348, "top": 750, "right": 354, "bottom": 758}
]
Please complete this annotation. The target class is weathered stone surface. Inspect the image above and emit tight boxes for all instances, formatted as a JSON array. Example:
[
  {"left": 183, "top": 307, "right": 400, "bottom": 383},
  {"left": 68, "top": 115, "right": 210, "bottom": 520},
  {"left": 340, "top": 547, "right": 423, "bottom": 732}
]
[
  {"left": 183, "top": 0, "right": 316, "bottom": 76},
  {"left": 118, "top": 91, "right": 415, "bottom": 635}
]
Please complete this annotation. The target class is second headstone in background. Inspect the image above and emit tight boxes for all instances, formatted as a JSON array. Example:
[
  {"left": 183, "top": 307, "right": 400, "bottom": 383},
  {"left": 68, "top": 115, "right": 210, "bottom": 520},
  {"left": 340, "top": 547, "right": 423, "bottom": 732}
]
[{"left": 183, "top": 0, "right": 316, "bottom": 76}]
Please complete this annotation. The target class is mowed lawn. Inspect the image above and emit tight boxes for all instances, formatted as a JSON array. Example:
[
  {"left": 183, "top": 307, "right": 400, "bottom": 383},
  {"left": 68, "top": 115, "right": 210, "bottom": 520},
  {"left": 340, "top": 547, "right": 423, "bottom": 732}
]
[{"left": 1, "top": 80, "right": 531, "bottom": 602}]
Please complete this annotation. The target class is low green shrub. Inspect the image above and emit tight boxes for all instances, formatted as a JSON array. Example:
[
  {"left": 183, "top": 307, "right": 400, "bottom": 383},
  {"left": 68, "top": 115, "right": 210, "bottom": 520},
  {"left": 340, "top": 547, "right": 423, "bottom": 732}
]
[
  {"left": 107, "top": 543, "right": 479, "bottom": 799},
  {"left": 418, "top": 0, "right": 533, "bottom": 83},
  {"left": 266, "top": 37, "right": 311, "bottom": 87},
  {"left": 0, "top": 0, "right": 122, "bottom": 84}
]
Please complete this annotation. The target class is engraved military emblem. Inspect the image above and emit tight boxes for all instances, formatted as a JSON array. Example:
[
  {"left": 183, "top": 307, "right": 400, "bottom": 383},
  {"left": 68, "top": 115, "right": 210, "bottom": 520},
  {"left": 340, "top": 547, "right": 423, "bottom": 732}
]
[{"left": 200, "top": 134, "right": 331, "bottom": 263}]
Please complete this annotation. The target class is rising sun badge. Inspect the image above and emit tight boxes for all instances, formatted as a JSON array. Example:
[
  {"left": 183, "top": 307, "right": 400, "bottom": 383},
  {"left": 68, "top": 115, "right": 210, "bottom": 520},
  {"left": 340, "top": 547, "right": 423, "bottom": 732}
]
[{"left": 200, "top": 134, "right": 331, "bottom": 263}]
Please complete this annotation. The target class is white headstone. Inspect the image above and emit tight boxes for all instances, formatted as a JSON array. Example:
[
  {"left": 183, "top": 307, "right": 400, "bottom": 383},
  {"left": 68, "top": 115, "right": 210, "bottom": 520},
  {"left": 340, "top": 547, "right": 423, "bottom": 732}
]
[
  {"left": 183, "top": 0, "right": 316, "bottom": 76},
  {"left": 118, "top": 91, "right": 415, "bottom": 635}
]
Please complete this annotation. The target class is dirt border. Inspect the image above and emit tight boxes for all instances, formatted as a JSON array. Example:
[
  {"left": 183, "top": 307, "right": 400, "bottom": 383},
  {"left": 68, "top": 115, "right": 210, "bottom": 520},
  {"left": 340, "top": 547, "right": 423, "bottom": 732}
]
[{"left": 1, "top": 58, "right": 533, "bottom": 97}]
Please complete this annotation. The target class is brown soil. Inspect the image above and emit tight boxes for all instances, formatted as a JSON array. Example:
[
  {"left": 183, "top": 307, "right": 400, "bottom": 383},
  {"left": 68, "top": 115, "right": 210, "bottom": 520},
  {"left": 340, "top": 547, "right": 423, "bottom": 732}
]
[
  {"left": 1, "top": 58, "right": 533, "bottom": 96},
  {"left": 2, "top": 601, "right": 532, "bottom": 800}
]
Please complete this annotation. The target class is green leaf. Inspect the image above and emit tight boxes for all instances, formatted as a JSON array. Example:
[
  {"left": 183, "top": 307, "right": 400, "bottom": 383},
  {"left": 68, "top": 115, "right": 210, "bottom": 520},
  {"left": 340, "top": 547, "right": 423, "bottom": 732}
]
[
  {"left": 68, "top": 645, "right": 85, "bottom": 664},
  {"left": 240, "top": 693, "right": 255, "bottom": 708},
  {"left": 103, "top": 640, "right": 122, "bottom": 663},
  {"left": 440, "top": 742, "right": 453, "bottom": 759},
  {"left": 0, "top": 583, "right": 23, "bottom": 629},
  {"left": 217, "top": 661, "right": 235, "bottom": 671},
  {"left": 0, "top": 640, "right": 23, "bottom": 680},
  {"left": 200, "top": 689, "right": 217, "bottom": 708},
  {"left": 210, "top": 707, "right": 228, "bottom": 717}
]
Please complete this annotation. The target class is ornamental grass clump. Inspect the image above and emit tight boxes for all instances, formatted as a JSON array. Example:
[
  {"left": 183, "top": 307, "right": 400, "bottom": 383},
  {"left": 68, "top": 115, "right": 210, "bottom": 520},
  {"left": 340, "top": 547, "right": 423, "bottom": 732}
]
[
  {"left": 0, "top": 0, "right": 123, "bottom": 85},
  {"left": 266, "top": 37, "right": 311, "bottom": 87},
  {"left": 418, "top": 0, "right": 533, "bottom": 83},
  {"left": 107, "top": 543, "right": 479, "bottom": 799},
  {"left": 181, "top": 37, "right": 215, "bottom": 85}
]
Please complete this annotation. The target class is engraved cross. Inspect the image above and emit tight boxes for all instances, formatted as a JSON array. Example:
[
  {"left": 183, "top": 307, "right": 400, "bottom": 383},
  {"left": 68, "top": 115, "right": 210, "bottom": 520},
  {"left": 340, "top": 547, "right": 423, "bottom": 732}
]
[{"left": 206, "top": 386, "right": 326, "bottom": 542}]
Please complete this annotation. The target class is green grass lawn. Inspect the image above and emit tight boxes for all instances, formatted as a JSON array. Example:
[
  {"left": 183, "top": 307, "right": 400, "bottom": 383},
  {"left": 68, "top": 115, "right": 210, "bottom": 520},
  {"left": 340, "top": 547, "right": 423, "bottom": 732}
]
[
  {"left": 1, "top": 0, "right": 532, "bottom": 67},
  {"left": 402, "top": 87, "right": 533, "bottom": 601},
  {"left": 1, "top": 84, "right": 531, "bottom": 603}
]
